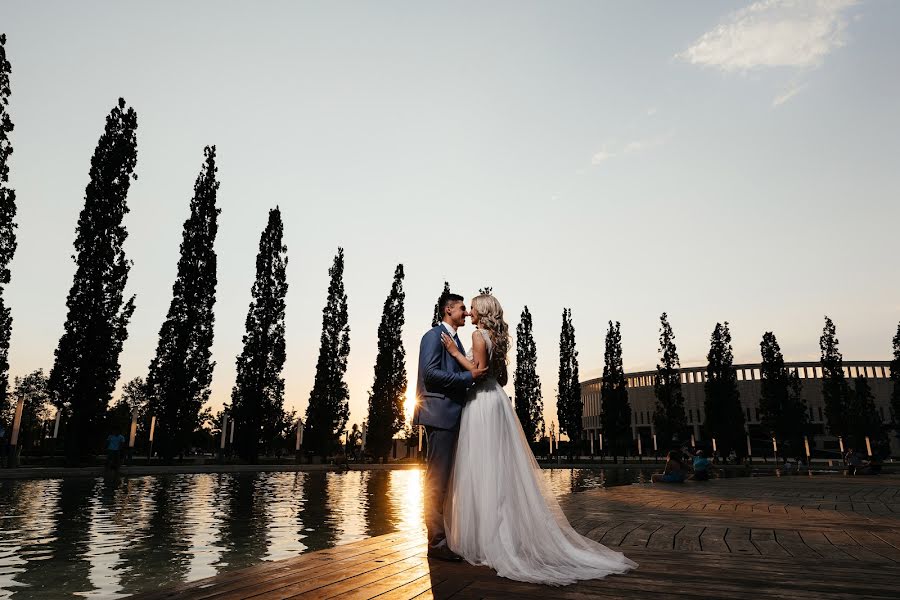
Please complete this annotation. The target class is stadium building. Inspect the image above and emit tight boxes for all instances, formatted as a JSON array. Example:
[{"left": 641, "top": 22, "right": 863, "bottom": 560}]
[{"left": 580, "top": 360, "right": 897, "bottom": 457}]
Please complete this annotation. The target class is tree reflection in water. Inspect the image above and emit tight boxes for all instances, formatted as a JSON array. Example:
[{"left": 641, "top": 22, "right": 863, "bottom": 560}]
[
  {"left": 20, "top": 478, "right": 95, "bottom": 598},
  {"left": 364, "top": 470, "right": 395, "bottom": 537},
  {"left": 295, "top": 471, "right": 338, "bottom": 551},
  {"left": 215, "top": 473, "right": 270, "bottom": 572}
]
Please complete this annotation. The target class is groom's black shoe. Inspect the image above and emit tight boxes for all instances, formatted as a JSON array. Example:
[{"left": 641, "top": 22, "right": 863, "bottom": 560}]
[{"left": 427, "top": 545, "right": 463, "bottom": 562}]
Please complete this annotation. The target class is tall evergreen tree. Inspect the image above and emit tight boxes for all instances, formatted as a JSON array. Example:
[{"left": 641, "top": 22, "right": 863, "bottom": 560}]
[
  {"left": 820, "top": 316, "right": 850, "bottom": 438},
  {"left": 600, "top": 321, "right": 631, "bottom": 460},
  {"left": 0, "top": 34, "right": 17, "bottom": 428},
  {"left": 366, "top": 264, "right": 407, "bottom": 462},
  {"left": 759, "top": 331, "right": 809, "bottom": 457},
  {"left": 514, "top": 306, "right": 543, "bottom": 442},
  {"left": 556, "top": 308, "right": 581, "bottom": 452},
  {"left": 146, "top": 146, "right": 220, "bottom": 460},
  {"left": 890, "top": 321, "right": 900, "bottom": 434},
  {"left": 848, "top": 377, "right": 884, "bottom": 450},
  {"left": 431, "top": 281, "right": 450, "bottom": 327},
  {"left": 48, "top": 98, "right": 138, "bottom": 463},
  {"left": 230, "top": 208, "right": 288, "bottom": 462},
  {"left": 703, "top": 322, "right": 745, "bottom": 456},
  {"left": 653, "top": 312, "right": 687, "bottom": 446},
  {"left": 304, "top": 248, "right": 351, "bottom": 455}
]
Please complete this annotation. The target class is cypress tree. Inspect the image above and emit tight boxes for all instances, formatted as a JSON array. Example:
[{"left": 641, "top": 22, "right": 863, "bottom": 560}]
[
  {"left": 146, "top": 146, "right": 220, "bottom": 460},
  {"left": 848, "top": 377, "right": 884, "bottom": 450},
  {"left": 0, "top": 34, "right": 17, "bottom": 428},
  {"left": 820, "top": 316, "right": 850, "bottom": 438},
  {"left": 600, "top": 320, "right": 631, "bottom": 460},
  {"left": 513, "top": 306, "right": 543, "bottom": 442},
  {"left": 556, "top": 308, "right": 581, "bottom": 453},
  {"left": 48, "top": 98, "right": 138, "bottom": 464},
  {"left": 652, "top": 312, "right": 687, "bottom": 446},
  {"left": 304, "top": 248, "right": 351, "bottom": 456},
  {"left": 759, "top": 331, "right": 809, "bottom": 457},
  {"left": 366, "top": 264, "right": 407, "bottom": 462},
  {"left": 890, "top": 322, "right": 900, "bottom": 434},
  {"left": 230, "top": 208, "right": 288, "bottom": 462},
  {"left": 431, "top": 281, "right": 450, "bottom": 327},
  {"left": 703, "top": 322, "right": 745, "bottom": 456}
]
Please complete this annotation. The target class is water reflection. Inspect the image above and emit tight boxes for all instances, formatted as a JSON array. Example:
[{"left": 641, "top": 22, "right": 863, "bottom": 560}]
[{"left": 0, "top": 467, "right": 658, "bottom": 598}]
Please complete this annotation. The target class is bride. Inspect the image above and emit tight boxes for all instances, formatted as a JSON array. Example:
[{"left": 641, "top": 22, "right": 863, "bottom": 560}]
[{"left": 438, "top": 294, "right": 637, "bottom": 586}]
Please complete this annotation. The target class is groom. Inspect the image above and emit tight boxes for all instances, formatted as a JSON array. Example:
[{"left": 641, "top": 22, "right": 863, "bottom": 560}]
[{"left": 413, "top": 292, "right": 486, "bottom": 561}]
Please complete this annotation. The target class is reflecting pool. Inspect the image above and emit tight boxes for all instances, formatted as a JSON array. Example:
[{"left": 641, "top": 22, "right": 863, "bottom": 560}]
[{"left": 0, "top": 468, "right": 651, "bottom": 599}]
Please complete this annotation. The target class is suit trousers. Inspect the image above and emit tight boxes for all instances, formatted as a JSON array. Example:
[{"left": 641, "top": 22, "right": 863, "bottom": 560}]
[{"left": 424, "top": 425, "right": 458, "bottom": 549}]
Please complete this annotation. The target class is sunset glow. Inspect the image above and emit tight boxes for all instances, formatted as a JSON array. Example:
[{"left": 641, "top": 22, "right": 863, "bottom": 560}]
[{"left": 403, "top": 383, "right": 416, "bottom": 429}]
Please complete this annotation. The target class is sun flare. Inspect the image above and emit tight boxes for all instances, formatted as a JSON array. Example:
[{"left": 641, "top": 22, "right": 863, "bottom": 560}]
[{"left": 403, "top": 383, "right": 416, "bottom": 428}]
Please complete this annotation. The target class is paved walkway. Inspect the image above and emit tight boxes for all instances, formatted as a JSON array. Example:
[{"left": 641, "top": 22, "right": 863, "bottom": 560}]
[{"left": 131, "top": 475, "right": 900, "bottom": 599}]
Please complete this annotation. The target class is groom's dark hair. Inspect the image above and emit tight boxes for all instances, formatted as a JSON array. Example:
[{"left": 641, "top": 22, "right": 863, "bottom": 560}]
[{"left": 439, "top": 292, "right": 465, "bottom": 317}]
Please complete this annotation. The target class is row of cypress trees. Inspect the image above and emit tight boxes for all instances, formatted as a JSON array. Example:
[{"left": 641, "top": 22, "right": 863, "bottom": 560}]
[
  {"left": 547, "top": 308, "right": 900, "bottom": 461},
  {"left": 599, "top": 314, "right": 899, "bottom": 459}
]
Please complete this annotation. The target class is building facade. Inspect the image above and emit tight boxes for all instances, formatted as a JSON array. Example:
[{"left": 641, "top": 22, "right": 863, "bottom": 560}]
[{"left": 581, "top": 360, "right": 897, "bottom": 456}]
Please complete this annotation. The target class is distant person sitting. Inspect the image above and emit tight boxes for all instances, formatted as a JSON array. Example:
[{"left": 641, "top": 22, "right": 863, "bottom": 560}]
[
  {"left": 691, "top": 450, "right": 713, "bottom": 481},
  {"left": 846, "top": 449, "right": 864, "bottom": 476},
  {"left": 105, "top": 428, "right": 126, "bottom": 471},
  {"left": 652, "top": 451, "right": 687, "bottom": 483}
]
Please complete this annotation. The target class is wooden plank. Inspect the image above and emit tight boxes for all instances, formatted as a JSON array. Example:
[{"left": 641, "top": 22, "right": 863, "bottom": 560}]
[
  {"left": 296, "top": 556, "right": 426, "bottom": 599},
  {"left": 372, "top": 572, "right": 436, "bottom": 599},
  {"left": 846, "top": 531, "right": 900, "bottom": 563},
  {"left": 797, "top": 530, "right": 852, "bottom": 560},
  {"left": 326, "top": 563, "right": 433, "bottom": 598},
  {"left": 724, "top": 527, "right": 759, "bottom": 555},
  {"left": 646, "top": 524, "right": 683, "bottom": 551},
  {"left": 700, "top": 526, "right": 728, "bottom": 553},
  {"left": 203, "top": 541, "right": 426, "bottom": 600},
  {"left": 749, "top": 529, "right": 790, "bottom": 557},
  {"left": 673, "top": 525, "right": 704, "bottom": 553},
  {"left": 821, "top": 531, "right": 893, "bottom": 564},
  {"left": 620, "top": 523, "right": 662, "bottom": 548},
  {"left": 600, "top": 521, "right": 643, "bottom": 546}
]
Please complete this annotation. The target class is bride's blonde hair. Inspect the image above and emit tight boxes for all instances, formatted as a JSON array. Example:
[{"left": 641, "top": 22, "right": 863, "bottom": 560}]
[{"left": 471, "top": 294, "right": 511, "bottom": 385}]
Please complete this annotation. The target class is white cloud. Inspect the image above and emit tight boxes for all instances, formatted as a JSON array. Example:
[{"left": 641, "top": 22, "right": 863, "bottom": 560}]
[
  {"left": 591, "top": 132, "right": 673, "bottom": 166},
  {"left": 591, "top": 150, "right": 615, "bottom": 164},
  {"left": 647, "top": 107, "right": 658, "bottom": 116},
  {"left": 679, "top": 0, "right": 858, "bottom": 72},
  {"left": 772, "top": 80, "right": 808, "bottom": 106},
  {"left": 623, "top": 131, "right": 673, "bottom": 154}
]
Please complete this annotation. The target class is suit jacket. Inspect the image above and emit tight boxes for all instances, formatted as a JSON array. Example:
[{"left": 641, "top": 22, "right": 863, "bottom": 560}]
[{"left": 412, "top": 323, "right": 474, "bottom": 430}]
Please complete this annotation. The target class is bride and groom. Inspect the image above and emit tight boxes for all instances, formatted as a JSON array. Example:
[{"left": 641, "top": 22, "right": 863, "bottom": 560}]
[{"left": 413, "top": 292, "right": 637, "bottom": 585}]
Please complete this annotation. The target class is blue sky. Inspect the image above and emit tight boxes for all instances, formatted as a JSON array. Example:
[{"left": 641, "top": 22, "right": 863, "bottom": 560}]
[{"left": 1, "top": 1, "right": 898, "bottom": 434}]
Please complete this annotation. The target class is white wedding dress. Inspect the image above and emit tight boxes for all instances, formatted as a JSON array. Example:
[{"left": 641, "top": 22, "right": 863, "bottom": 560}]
[{"left": 445, "top": 329, "right": 637, "bottom": 585}]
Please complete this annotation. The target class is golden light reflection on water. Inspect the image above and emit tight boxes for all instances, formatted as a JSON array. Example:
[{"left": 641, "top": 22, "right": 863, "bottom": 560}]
[{"left": 388, "top": 469, "right": 424, "bottom": 534}]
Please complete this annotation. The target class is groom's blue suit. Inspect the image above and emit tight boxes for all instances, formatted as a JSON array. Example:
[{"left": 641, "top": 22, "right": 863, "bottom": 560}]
[{"left": 413, "top": 323, "right": 474, "bottom": 551}]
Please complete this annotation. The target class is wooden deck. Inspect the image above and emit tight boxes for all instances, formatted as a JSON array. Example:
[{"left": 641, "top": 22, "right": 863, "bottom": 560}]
[{"left": 131, "top": 475, "right": 900, "bottom": 599}]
